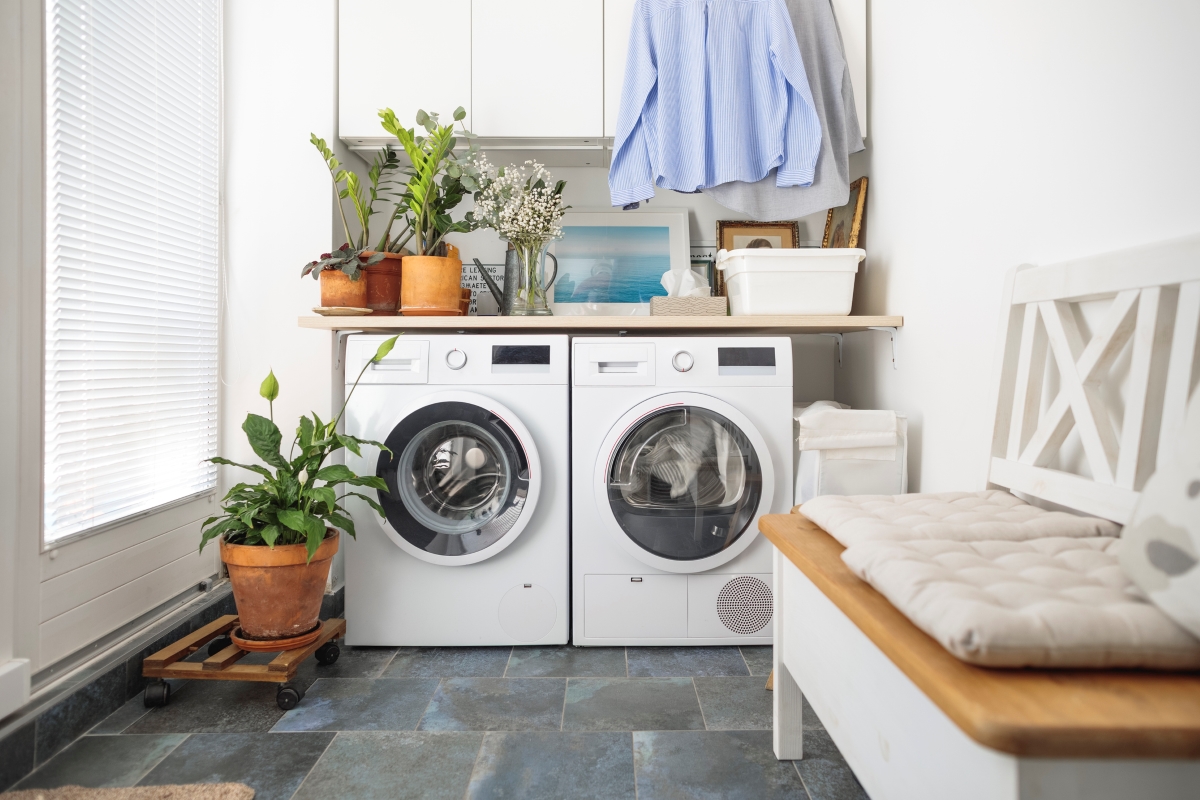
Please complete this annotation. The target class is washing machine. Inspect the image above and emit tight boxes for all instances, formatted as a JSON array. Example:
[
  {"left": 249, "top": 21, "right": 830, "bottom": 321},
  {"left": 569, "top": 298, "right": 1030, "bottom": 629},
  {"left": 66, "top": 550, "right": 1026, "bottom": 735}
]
[
  {"left": 571, "top": 336, "right": 793, "bottom": 646},
  {"left": 342, "top": 334, "right": 568, "bottom": 646}
]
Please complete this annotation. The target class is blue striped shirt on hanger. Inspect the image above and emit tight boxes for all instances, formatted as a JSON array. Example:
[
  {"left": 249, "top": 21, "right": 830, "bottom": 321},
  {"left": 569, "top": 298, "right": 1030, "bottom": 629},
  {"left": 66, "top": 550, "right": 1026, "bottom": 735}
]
[{"left": 609, "top": 0, "right": 822, "bottom": 208}]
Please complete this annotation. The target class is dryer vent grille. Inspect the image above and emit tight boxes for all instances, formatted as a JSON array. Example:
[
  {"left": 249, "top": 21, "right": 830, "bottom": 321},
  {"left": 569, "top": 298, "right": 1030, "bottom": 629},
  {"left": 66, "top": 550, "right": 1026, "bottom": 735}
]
[{"left": 716, "top": 576, "right": 773, "bottom": 635}]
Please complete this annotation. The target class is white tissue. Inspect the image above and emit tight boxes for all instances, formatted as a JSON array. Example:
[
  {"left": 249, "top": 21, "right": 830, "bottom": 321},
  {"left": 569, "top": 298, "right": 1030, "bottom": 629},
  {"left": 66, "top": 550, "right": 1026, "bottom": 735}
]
[{"left": 660, "top": 266, "right": 710, "bottom": 297}]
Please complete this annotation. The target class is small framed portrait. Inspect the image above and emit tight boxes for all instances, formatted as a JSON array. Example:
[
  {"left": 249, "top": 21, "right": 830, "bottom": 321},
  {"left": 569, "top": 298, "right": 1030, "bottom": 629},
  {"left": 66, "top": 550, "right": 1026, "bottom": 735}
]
[
  {"left": 716, "top": 220, "right": 801, "bottom": 252},
  {"left": 822, "top": 176, "right": 868, "bottom": 249},
  {"left": 714, "top": 220, "right": 801, "bottom": 295}
]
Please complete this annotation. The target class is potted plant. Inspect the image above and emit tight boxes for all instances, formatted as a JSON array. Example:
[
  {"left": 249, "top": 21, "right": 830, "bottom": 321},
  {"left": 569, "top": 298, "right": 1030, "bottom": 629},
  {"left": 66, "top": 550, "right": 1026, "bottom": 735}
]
[
  {"left": 471, "top": 157, "right": 568, "bottom": 315},
  {"left": 304, "top": 137, "right": 408, "bottom": 313},
  {"left": 199, "top": 336, "right": 399, "bottom": 648},
  {"left": 378, "top": 107, "right": 484, "bottom": 315}
]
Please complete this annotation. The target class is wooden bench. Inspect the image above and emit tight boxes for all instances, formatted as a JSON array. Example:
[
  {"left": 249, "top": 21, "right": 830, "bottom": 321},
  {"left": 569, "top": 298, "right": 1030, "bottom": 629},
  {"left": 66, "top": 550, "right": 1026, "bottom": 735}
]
[{"left": 765, "top": 234, "right": 1200, "bottom": 800}]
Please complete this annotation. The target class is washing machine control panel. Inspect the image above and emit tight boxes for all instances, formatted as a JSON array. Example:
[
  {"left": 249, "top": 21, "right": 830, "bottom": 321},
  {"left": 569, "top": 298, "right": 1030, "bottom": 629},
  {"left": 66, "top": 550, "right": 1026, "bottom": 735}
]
[
  {"left": 446, "top": 349, "right": 467, "bottom": 370},
  {"left": 671, "top": 351, "right": 694, "bottom": 372}
]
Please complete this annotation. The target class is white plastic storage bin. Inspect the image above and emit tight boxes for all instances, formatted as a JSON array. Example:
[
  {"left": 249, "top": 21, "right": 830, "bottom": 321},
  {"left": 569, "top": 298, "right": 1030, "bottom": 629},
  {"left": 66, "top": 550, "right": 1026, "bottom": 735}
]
[
  {"left": 793, "top": 402, "right": 907, "bottom": 506},
  {"left": 716, "top": 248, "right": 864, "bottom": 315}
]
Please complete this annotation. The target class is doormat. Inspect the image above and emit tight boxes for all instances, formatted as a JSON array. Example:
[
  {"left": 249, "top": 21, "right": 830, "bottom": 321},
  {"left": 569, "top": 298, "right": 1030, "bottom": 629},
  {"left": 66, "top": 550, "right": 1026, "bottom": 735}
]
[{"left": 2, "top": 785, "right": 253, "bottom": 800}]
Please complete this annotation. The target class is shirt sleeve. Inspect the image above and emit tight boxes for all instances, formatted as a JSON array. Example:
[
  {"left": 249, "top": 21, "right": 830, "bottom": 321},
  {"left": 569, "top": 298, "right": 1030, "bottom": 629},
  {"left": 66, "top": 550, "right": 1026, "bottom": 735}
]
[
  {"left": 609, "top": 1, "right": 658, "bottom": 207},
  {"left": 769, "top": 0, "right": 821, "bottom": 188}
]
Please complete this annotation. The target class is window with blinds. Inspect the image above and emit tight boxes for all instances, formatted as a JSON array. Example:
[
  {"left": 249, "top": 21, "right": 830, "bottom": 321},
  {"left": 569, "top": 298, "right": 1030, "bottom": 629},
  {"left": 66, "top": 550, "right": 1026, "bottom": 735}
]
[{"left": 44, "top": 0, "right": 221, "bottom": 544}]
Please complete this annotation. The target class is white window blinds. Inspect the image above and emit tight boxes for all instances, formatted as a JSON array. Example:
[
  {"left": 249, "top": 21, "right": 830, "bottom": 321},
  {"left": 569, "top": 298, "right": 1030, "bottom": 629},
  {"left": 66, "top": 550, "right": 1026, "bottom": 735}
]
[{"left": 44, "top": 0, "right": 221, "bottom": 544}]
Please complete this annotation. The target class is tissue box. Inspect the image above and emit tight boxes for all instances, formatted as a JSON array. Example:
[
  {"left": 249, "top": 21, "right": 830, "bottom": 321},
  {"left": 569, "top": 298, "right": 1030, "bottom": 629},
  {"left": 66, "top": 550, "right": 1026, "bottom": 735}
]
[{"left": 649, "top": 296, "right": 728, "bottom": 316}]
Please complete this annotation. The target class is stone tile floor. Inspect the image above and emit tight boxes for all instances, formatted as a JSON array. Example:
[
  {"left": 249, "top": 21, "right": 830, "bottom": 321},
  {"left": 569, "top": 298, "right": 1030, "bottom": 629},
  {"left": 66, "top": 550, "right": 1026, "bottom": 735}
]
[{"left": 13, "top": 644, "right": 868, "bottom": 800}]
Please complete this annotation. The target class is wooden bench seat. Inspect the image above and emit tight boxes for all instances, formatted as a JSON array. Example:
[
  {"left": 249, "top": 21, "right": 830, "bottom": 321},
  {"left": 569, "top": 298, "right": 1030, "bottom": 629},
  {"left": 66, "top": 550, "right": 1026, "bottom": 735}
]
[{"left": 761, "top": 512, "right": 1200, "bottom": 759}]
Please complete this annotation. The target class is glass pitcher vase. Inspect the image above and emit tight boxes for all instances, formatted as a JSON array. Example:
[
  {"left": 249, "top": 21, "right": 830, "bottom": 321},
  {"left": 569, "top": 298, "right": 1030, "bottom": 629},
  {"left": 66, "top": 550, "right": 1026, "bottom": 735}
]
[{"left": 508, "top": 239, "right": 558, "bottom": 316}]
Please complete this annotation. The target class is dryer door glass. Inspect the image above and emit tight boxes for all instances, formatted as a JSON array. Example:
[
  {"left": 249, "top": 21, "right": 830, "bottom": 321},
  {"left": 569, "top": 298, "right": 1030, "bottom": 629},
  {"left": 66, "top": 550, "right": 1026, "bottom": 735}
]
[
  {"left": 378, "top": 401, "right": 530, "bottom": 557},
  {"left": 606, "top": 406, "right": 763, "bottom": 561}
]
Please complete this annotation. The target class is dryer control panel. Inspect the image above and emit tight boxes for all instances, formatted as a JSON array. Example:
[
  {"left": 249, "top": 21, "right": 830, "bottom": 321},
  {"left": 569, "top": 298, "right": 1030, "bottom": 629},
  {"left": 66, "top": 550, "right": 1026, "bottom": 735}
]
[{"left": 573, "top": 337, "right": 792, "bottom": 388}]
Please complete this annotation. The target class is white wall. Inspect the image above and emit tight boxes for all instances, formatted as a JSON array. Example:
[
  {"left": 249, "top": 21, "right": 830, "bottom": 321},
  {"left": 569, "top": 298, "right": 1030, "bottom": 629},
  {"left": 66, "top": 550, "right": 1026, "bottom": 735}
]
[
  {"left": 223, "top": 1, "right": 342, "bottom": 496},
  {"left": 836, "top": 0, "right": 1200, "bottom": 491}
]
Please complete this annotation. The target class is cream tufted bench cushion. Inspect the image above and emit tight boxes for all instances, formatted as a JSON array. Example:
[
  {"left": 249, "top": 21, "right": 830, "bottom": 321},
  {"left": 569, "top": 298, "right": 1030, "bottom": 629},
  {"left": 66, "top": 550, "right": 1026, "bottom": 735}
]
[
  {"left": 841, "top": 537, "right": 1200, "bottom": 668},
  {"left": 797, "top": 489, "right": 1121, "bottom": 547}
]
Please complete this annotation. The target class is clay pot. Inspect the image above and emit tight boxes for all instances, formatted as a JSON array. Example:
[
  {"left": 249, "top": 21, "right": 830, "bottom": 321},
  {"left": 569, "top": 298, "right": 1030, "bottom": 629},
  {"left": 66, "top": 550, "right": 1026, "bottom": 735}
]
[
  {"left": 220, "top": 532, "right": 339, "bottom": 643},
  {"left": 360, "top": 252, "right": 404, "bottom": 315},
  {"left": 319, "top": 269, "right": 367, "bottom": 309},
  {"left": 401, "top": 255, "right": 464, "bottom": 316}
]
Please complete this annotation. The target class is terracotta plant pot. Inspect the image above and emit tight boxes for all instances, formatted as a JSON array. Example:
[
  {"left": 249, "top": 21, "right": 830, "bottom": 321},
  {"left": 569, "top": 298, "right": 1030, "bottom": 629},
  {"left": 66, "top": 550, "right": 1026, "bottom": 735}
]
[
  {"left": 220, "top": 532, "right": 339, "bottom": 643},
  {"left": 401, "top": 255, "right": 464, "bottom": 315},
  {"left": 319, "top": 269, "right": 367, "bottom": 308},
  {"left": 360, "top": 252, "right": 404, "bottom": 315}
]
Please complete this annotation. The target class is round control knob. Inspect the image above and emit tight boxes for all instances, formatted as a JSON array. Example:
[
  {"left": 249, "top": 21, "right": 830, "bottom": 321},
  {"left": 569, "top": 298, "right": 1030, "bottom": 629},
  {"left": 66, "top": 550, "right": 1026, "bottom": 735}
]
[
  {"left": 672, "top": 351, "right": 695, "bottom": 372},
  {"left": 446, "top": 349, "right": 467, "bottom": 370}
]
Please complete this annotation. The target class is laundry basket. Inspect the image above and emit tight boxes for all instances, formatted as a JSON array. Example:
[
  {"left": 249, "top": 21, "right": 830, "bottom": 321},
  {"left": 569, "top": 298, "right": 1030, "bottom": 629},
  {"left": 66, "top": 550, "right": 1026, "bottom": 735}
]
[{"left": 793, "top": 401, "right": 908, "bottom": 505}]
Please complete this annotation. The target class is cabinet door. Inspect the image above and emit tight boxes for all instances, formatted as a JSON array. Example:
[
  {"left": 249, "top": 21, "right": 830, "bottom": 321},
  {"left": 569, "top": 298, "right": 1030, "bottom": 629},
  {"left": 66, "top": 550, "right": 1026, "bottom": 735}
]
[
  {"left": 339, "top": 0, "right": 472, "bottom": 140},
  {"left": 604, "top": 0, "right": 638, "bottom": 138},
  {"left": 472, "top": 0, "right": 603, "bottom": 138}
]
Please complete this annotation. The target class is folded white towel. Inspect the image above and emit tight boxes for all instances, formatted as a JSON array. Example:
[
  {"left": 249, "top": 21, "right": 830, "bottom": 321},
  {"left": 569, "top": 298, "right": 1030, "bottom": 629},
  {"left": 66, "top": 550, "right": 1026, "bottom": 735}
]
[{"left": 796, "top": 402, "right": 899, "bottom": 451}]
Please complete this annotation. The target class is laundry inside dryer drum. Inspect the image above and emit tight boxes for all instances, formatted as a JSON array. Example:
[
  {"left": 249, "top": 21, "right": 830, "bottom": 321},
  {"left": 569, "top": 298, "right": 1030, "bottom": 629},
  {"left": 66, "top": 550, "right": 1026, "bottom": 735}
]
[
  {"left": 378, "top": 402, "right": 530, "bottom": 557},
  {"left": 607, "top": 406, "right": 762, "bottom": 561}
]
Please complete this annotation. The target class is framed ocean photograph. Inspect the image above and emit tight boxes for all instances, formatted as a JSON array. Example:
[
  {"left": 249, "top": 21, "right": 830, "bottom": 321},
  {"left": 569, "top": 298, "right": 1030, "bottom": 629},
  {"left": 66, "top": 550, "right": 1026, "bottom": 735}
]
[{"left": 548, "top": 209, "right": 690, "bottom": 315}]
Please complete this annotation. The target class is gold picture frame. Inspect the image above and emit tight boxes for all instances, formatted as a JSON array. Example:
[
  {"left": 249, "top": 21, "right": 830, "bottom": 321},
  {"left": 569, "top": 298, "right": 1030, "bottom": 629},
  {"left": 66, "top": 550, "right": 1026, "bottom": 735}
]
[
  {"left": 822, "top": 176, "right": 868, "bottom": 248},
  {"left": 714, "top": 220, "right": 801, "bottom": 296}
]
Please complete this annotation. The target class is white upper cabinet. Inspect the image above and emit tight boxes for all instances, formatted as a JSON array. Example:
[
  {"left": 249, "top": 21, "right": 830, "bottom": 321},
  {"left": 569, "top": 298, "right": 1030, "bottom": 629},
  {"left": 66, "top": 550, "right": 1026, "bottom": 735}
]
[
  {"left": 339, "top": 0, "right": 473, "bottom": 143},
  {"left": 472, "top": 0, "right": 604, "bottom": 138},
  {"left": 604, "top": 0, "right": 637, "bottom": 138}
]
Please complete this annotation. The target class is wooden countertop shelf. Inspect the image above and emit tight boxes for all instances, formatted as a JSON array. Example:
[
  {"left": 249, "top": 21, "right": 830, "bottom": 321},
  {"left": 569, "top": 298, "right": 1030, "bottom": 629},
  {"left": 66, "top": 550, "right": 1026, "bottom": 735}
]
[{"left": 298, "top": 314, "right": 903, "bottom": 334}]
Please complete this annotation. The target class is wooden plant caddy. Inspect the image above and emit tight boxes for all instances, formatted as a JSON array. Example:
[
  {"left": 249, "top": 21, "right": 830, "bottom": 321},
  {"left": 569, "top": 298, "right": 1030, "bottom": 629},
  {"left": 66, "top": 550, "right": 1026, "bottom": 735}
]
[{"left": 141, "top": 614, "right": 346, "bottom": 711}]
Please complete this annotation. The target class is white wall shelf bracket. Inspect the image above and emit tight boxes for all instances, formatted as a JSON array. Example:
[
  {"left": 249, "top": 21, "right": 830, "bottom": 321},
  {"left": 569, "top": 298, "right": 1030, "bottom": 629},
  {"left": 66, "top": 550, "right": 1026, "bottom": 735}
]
[{"left": 867, "top": 326, "right": 900, "bottom": 369}]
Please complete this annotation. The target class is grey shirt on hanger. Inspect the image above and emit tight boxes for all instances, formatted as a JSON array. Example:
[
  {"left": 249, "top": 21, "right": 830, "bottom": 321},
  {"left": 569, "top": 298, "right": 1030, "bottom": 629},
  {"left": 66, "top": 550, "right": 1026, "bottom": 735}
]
[{"left": 703, "top": 0, "right": 864, "bottom": 221}]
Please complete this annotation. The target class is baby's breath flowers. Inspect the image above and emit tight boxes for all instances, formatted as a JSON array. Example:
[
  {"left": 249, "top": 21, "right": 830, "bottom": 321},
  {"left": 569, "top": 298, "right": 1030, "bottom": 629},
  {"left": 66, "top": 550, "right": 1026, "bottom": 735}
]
[{"left": 471, "top": 157, "right": 568, "bottom": 314}]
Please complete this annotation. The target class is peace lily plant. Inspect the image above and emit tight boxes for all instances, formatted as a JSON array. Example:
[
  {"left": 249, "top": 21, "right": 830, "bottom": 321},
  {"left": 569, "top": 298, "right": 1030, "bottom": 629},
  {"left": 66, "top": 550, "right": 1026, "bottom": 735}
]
[{"left": 199, "top": 336, "right": 400, "bottom": 643}]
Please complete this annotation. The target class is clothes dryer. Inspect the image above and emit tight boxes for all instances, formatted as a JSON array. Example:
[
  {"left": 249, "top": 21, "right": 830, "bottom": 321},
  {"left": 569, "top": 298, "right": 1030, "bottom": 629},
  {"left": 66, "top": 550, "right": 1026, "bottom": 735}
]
[
  {"left": 342, "top": 334, "right": 568, "bottom": 646},
  {"left": 571, "top": 337, "right": 793, "bottom": 646}
]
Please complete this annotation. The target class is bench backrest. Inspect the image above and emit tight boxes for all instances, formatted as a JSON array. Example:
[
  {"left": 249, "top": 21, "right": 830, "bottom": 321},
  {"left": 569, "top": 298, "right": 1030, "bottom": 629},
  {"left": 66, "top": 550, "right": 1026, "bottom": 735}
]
[{"left": 987, "top": 233, "right": 1200, "bottom": 524}]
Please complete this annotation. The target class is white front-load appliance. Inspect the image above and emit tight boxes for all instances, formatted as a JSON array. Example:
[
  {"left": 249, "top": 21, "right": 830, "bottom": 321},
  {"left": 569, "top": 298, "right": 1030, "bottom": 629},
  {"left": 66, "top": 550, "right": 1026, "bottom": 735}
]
[
  {"left": 342, "top": 334, "right": 568, "bottom": 646},
  {"left": 571, "top": 337, "right": 793, "bottom": 646}
]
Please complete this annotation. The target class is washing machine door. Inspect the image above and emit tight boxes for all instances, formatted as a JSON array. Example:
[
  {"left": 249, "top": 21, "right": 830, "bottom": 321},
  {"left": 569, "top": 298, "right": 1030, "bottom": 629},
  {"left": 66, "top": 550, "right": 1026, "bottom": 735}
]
[
  {"left": 375, "top": 391, "right": 540, "bottom": 566},
  {"left": 595, "top": 392, "right": 775, "bottom": 573}
]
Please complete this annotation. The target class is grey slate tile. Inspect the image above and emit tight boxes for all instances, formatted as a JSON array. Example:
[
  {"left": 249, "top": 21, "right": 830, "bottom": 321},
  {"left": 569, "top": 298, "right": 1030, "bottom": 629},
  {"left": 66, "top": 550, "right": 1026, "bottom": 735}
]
[
  {"left": 562, "top": 678, "right": 704, "bottom": 732},
  {"left": 419, "top": 678, "right": 566, "bottom": 732},
  {"left": 740, "top": 645, "right": 774, "bottom": 676},
  {"left": 793, "top": 727, "right": 868, "bottom": 800},
  {"left": 271, "top": 678, "right": 439, "bottom": 732},
  {"left": 35, "top": 662, "right": 127, "bottom": 764},
  {"left": 15, "top": 734, "right": 186, "bottom": 789},
  {"left": 138, "top": 732, "right": 333, "bottom": 800},
  {"left": 506, "top": 646, "right": 628, "bottom": 678},
  {"left": 694, "top": 677, "right": 772, "bottom": 730},
  {"left": 626, "top": 647, "right": 750, "bottom": 678},
  {"left": 0, "top": 720, "right": 36, "bottom": 792},
  {"left": 467, "top": 731, "right": 636, "bottom": 800},
  {"left": 123, "top": 679, "right": 285, "bottom": 734},
  {"left": 292, "top": 731, "right": 483, "bottom": 800},
  {"left": 384, "top": 647, "right": 513, "bottom": 678},
  {"left": 633, "top": 730, "right": 807, "bottom": 800},
  {"left": 88, "top": 694, "right": 151, "bottom": 735}
]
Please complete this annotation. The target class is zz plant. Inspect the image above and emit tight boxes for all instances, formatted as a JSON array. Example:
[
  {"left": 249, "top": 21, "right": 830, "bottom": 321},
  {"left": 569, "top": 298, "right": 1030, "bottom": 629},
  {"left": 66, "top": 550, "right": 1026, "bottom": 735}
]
[
  {"left": 200, "top": 336, "right": 400, "bottom": 562},
  {"left": 378, "top": 107, "right": 485, "bottom": 256}
]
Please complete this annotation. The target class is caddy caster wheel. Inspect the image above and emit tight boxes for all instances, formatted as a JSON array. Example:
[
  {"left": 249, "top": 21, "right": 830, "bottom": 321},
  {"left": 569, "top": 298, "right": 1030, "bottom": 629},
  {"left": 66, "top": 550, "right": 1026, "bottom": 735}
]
[
  {"left": 207, "top": 636, "right": 233, "bottom": 656},
  {"left": 144, "top": 680, "right": 170, "bottom": 708},
  {"left": 276, "top": 682, "right": 305, "bottom": 711},
  {"left": 315, "top": 642, "right": 340, "bottom": 666}
]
